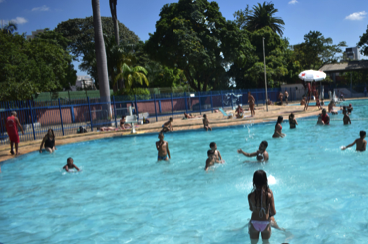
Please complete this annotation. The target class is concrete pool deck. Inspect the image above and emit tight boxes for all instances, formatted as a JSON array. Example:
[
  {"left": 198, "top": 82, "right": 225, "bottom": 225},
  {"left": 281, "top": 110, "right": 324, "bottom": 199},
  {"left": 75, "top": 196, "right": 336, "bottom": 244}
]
[{"left": 0, "top": 98, "right": 360, "bottom": 163}]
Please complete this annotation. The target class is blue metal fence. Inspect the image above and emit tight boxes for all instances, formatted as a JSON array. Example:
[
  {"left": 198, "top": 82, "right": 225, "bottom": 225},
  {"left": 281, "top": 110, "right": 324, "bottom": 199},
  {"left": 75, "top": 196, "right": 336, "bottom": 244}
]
[{"left": 0, "top": 88, "right": 282, "bottom": 145}]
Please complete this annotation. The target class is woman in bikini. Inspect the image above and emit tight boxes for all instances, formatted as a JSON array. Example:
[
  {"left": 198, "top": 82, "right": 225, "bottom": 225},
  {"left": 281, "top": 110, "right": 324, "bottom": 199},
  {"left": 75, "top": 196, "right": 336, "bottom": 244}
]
[
  {"left": 289, "top": 113, "right": 298, "bottom": 129},
  {"left": 272, "top": 116, "right": 285, "bottom": 138},
  {"left": 248, "top": 170, "right": 276, "bottom": 243},
  {"left": 39, "top": 129, "right": 56, "bottom": 153}
]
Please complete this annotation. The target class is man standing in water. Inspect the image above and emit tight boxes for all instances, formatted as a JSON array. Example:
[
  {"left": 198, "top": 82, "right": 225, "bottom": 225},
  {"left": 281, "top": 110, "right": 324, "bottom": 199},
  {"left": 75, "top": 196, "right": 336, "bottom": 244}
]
[
  {"left": 248, "top": 92, "right": 255, "bottom": 117},
  {"left": 237, "top": 141, "right": 269, "bottom": 162},
  {"left": 341, "top": 131, "right": 367, "bottom": 151},
  {"left": 6, "top": 111, "right": 24, "bottom": 155},
  {"left": 321, "top": 109, "right": 330, "bottom": 125},
  {"left": 156, "top": 132, "right": 171, "bottom": 161}
]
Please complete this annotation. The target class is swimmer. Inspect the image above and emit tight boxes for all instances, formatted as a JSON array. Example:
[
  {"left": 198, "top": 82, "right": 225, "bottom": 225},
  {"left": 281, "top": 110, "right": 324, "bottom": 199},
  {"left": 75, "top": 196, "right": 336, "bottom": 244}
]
[
  {"left": 39, "top": 129, "right": 56, "bottom": 153},
  {"left": 272, "top": 116, "right": 285, "bottom": 138},
  {"left": 203, "top": 114, "right": 212, "bottom": 131},
  {"left": 120, "top": 116, "right": 131, "bottom": 129},
  {"left": 328, "top": 101, "right": 338, "bottom": 114},
  {"left": 248, "top": 170, "right": 277, "bottom": 243},
  {"left": 63, "top": 157, "right": 80, "bottom": 172},
  {"left": 343, "top": 109, "right": 351, "bottom": 125},
  {"left": 235, "top": 105, "right": 244, "bottom": 118},
  {"left": 161, "top": 117, "right": 173, "bottom": 132},
  {"left": 316, "top": 114, "right": 323, "bottom": 125},
  {"left": 209, "top": 142, "right": 223, "bottom": 162},
  {"left": 341, "top": 130, "right": 367, "bottom": 152},
  {"left": 321, "top": 109, "right": 330, "bottom": 125},
  {"left": 156, "top": 132, "right": 171, "bottom": 160},
  {"left": 348, "top": 104, "right": 353, "bottom": 113},
  {"left": 204, "top": 150, "right": 221, "bottom": 171},
  {"left": 288, "top": 113, "right": 298, "bottom": 129},
  {"left": 238, "top": 141, "right": 269, "bottom": 162}
]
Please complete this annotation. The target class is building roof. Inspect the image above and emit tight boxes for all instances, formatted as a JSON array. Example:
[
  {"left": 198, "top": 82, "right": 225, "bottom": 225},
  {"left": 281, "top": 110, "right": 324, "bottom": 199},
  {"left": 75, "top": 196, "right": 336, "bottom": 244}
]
[{"left": 319, "top": 60, "right": 368, "bottom": 72}]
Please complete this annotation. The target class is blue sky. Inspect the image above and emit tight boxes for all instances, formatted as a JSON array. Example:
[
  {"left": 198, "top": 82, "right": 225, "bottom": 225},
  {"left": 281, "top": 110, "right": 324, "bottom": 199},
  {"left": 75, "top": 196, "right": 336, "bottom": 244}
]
[{"left": 1, "top": 0, "right": 367, "bottom": 76}]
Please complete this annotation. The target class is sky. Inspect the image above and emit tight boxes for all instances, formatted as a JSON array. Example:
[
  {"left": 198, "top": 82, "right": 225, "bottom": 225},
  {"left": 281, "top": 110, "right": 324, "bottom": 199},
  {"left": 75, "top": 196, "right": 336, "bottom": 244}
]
[{"left": 1, "top": 0, "right": 368, "bottom": 76}]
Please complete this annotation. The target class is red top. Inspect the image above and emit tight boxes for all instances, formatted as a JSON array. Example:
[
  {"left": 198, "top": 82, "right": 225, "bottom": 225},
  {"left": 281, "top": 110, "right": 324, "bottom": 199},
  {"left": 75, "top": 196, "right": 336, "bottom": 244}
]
[
  {"left": 321, "top": 114, "right": 329, "bottom": 125},
  {"left": 6, "top": 115, "right": 19, "bottom": 143}
]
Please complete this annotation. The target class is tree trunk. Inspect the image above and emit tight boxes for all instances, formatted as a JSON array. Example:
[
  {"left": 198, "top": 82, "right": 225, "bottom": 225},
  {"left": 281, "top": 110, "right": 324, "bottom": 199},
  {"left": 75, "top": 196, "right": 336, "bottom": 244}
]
[
  {"left": 92, "top": 0, "right": 111, "bottom": 116},
  {"left": 109, "top": 0, "right": 119, "bottom": 45}
]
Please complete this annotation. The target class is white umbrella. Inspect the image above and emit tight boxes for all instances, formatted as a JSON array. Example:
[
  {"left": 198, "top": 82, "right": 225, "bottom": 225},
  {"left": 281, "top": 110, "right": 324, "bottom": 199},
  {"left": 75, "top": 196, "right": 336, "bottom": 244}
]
[{"left": 298, "top": 70, "right": 326, "bottom": 82}]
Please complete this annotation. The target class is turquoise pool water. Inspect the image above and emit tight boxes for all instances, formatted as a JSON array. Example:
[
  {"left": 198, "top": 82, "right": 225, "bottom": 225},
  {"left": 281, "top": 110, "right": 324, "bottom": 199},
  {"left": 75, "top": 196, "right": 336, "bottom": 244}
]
[{"left": 1, "top": 100, "right": 367, "bottom": 243}]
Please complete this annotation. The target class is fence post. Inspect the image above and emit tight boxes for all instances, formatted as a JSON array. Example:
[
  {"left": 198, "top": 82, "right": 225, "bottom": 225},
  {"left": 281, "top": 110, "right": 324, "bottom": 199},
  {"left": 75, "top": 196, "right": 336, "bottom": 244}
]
[
  {"left": 154, "top": 94, "right": 158, "bottom": 122},
  {"left": 171, "top": 93, "right": 174, "bottom": 117},
  {"left": 210, "top": 91, "right": 213, "bottom": 112},
  {"left": 134, "top": 95, "right": 139, "bottom": 116},
  {"left": 221, "top": 90, "right": 224, "bottom": 109},
  {"left": 199, "top": 92, "right": 202, "bottom": 115},
  {"left": 184, "top": 92, "right": 188, "bottom": 113},
  {"left": 230, "top": 90, "right": 234, "bottom": 109},
  {"left": 113, "top": 96, "right": 117, "bottom": 128},
  {"left": 28, "top": 100, "right": 36, "bottom": 140},
  {"left": 87, "top": 97, "right": 93, "bottom": 132},
  {"left": 58, "top": 98, "right": 65, "bottom": 136}
]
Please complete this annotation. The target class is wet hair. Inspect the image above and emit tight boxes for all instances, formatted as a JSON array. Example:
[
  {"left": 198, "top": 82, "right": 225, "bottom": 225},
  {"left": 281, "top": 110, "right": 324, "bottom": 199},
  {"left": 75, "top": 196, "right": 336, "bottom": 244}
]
[
  {"left": 209, "top": 142, "right": 216, "bottom": 148},
  {"left": 207, "top": 149, "right": 214, "bottom": 157},
  {"left": 67, "top": 157, "right": 73, "bottom": 163},
  {"left": 261, "top": 141, "right": 268, "bottom": 148},
  {"left": 360, "top": 131, "right": 366, "bottom": 138},
  {"left": 169, "top": 117, "right": 173, "bottom": 121},
  {"left": 289, "top": 113, "right": 294, "bottom": 120},
  {"left": 47, "top": 129, "right": 55, "bottom": 138},
  {"left": 251, "top": 170, "right": 269, "bottom": 209},
  {"left": 159, "top": 132, "right": 164, "bottom": 137},
  {"left": 275, "top": 116, "right": 283, "bottom": 129}
]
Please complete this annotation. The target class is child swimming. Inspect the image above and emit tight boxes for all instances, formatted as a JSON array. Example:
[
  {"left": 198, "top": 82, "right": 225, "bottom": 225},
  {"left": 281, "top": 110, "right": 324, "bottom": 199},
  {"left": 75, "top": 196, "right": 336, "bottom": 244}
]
[
  {"left": 209, "top": 142, "right": 222, "bottom": 162},
  {"left": 238, "top": 141, "right": 269, "bottom": 162},
  {"left": 341, "top": 130, "right": 367, "bottom": 151},
  {"left": 63, "top": 157, "right": 80, "bottom": 172},
  {"left": 156, "top": 132, "right": 171, "bottom": 161},
  {"left": 343, "top": 109, "right": 351, "bottom": 125},
  {"left": 288, "top": 113, "right": 298, "bottom": 129}
]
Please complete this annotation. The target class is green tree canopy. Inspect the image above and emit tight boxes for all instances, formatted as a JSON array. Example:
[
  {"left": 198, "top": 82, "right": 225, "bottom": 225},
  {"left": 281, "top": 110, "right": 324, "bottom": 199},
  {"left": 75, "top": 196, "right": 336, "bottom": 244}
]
[
  {"left": 145, "top": 0, "right": 254, "bottom": 91},
  {"left": 358, "top": 25, "right": 368, "bottom": 56},
  {"left": 0, "top": 32, "right": 76, "bottom": 101}
]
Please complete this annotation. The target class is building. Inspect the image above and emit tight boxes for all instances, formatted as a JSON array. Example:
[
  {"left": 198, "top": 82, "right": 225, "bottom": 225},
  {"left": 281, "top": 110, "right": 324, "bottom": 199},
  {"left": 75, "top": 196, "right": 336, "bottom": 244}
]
[
  {"left": 344, "top": 47, "right": 361, "bottom": 61},
  {"left": 70, "top": 76, "right": 96, "bottom": 91},
  {"left": 26, "top": 29, "right": 45, "bottom": 40}
]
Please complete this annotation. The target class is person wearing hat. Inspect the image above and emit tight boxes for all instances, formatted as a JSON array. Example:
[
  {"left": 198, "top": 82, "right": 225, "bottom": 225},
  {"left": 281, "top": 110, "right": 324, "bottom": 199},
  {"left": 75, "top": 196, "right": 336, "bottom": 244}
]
[{"left": 6, "top": 111, "right": 24, "bottom": 155}]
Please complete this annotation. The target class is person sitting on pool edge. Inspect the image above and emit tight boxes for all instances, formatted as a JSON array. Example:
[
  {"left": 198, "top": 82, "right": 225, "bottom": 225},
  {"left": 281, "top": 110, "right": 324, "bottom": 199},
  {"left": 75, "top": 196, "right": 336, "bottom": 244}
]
[
  {"left": 341, "top": 130, "right": 367, "bottom": 152},
  {"left": 161, "top": 117, "right": 173, "bottom": 132},
  {"left": 237, "top": 141, "right": 269, "bottom": 162},
  {"left": 320, "top": 109, "right": 330, "bottom": 125},
  {"left": 120, "top": 115, "right": 131, "bottom": 129},
  {"left": 156, "top": 132, "right": 171, "bottom": 161},
  {"left": 343, "top": 109, "right": 351, "bottom": 125},
  {"left": 248, "top": 170, "right": 277, "bottom": 243},
  {"left": 272, "top": 116, "right": 285, "bottom": 138},
  {"left": 203, "top": 114, "right": 212, "bottom": 131},
  {"left": 39, "top": 129, "right": 56, "bottom": 153},
  {"left": 235, "top": 105, "right": 244, "bottom": 118},
  {"left": 63, "top": 157, "right": 80, "bottom": 172},
  {"left": 209, "top": 142, "right": 223, "bottom": 162},
  {"left": 289, "top": 113, "right": 298, "bottom": 129}
]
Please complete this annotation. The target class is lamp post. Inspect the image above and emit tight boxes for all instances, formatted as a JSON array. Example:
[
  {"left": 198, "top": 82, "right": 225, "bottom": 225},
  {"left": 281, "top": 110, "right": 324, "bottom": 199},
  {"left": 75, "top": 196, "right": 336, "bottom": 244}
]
[{"left": 263, "top": 37, "right": 269, "bottom": 112}]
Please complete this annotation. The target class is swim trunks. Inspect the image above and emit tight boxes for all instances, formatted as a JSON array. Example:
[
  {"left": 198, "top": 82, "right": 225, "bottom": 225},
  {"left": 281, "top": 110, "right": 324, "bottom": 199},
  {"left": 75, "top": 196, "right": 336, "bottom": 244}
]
[{"left": 158, "top": 155, "right": 168, "bottom": 160}]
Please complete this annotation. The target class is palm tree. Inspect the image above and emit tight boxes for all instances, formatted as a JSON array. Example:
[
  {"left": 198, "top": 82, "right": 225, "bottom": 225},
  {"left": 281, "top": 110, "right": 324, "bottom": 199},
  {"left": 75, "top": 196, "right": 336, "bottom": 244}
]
[
  {"left": 115, "top": 63, "right": 149, "bottom": 91},
  {"left": 246, "top": 2, "right": 285, "bottom": 36},
  {"left": 1, "top": 22, "right": 17, "bottom": 35},
  {"left": 92, "top": 0, "right": 111, "bottom": 113},
  {"left": 109, "top": 0, "right": 119, "bottom": 45}
]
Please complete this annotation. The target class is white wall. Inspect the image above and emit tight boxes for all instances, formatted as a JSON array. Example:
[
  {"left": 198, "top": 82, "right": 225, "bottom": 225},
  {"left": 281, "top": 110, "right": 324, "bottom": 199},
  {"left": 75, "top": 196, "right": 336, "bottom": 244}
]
[{"left": 281, "top": 84, "right": 306, "bottom": 101}]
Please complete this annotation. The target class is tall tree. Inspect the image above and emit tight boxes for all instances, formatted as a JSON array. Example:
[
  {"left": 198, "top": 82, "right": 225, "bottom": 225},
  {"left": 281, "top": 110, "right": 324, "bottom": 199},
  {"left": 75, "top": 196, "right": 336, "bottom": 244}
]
[
  {"left": 115, "top": 63, "right": 149, "bottom": 91},
  {"left": 245, "top": 2, "right": 285, "bottom": 36},
  {"left": 92, "top": 0, "right": 111, "bottom": 108},
  {"left": 145, "top": 0, "right": 253, "bottom": 91},
  {"left": 109, "top": 0, "right": 119, "bottom": 45},
  {"left": 1, "top": 22, "right": 17, "bottom": 35},
  {"left": 358, "top": 25, "right": 368, "bottom": 56}
]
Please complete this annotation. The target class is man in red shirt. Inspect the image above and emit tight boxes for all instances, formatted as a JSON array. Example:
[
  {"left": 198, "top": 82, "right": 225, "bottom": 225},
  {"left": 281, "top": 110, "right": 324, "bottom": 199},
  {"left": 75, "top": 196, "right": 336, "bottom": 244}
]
[
  {"left": 6, "top": 111, "right": 24, "bottom": 155},
  {"left": 321, "top": 109, "right": 330, "bottom": 125}
]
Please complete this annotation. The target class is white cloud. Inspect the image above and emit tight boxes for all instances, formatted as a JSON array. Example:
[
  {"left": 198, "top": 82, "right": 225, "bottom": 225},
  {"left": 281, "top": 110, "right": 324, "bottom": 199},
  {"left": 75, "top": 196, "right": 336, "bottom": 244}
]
[
  {"left": 288, "top": 0, "right": 298, "bottom": 4},
  {"left": 10, "top": 17, "right": 28, "bottom": 24},
  {"left": 32, "top": 5, "right": 49, "bottom": 11},
  {"left": 345, "top": 11, "right": 367, "bottom": 20},
  {"left": 0, "top": 0, "right": 5, "bottom": 3}
]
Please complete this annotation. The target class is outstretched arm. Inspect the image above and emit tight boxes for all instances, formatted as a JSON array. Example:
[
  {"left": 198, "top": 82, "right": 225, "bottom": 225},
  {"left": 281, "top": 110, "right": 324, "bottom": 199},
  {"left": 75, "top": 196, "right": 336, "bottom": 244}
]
[
  {"left": 237, "top": 149, "right": 257, "bottom": 157},
  {"left": 342, "top": 139, "right": 356, "bottom": 150}
]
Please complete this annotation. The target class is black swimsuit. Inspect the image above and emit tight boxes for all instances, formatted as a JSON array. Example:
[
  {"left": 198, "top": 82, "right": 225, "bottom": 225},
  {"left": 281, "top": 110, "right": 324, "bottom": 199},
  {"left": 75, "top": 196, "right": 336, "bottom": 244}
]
[{"left": 44, "top": 136, "right": 55, "bottom": 148}]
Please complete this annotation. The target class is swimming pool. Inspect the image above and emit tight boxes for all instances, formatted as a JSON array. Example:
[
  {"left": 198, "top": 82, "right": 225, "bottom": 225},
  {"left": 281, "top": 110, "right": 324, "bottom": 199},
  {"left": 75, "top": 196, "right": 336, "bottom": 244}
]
[{"left": 1, "top": 99, "right": 367, "bottom": 243}]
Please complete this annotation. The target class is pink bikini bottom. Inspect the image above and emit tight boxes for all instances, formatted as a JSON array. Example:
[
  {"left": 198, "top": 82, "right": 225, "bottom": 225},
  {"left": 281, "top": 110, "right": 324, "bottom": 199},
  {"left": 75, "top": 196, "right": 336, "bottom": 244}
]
[{"left": 251, "top": 220, "right": 270, "bottom": 232}]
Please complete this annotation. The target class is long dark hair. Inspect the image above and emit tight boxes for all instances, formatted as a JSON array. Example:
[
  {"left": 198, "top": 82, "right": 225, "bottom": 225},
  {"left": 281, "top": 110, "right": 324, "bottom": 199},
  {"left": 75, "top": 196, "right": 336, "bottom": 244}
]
[
  {"left": 47, "top": 129, "right": 55, "bottom": 139},
  {"left": 289, "top": 113, "right": 294, "bottom": 124},
  {"left": 250, "top": 170, "right": 269, "bottom": 208},
  {"left": 275, "top": 116, "right": 283, "bottom": 129}
]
